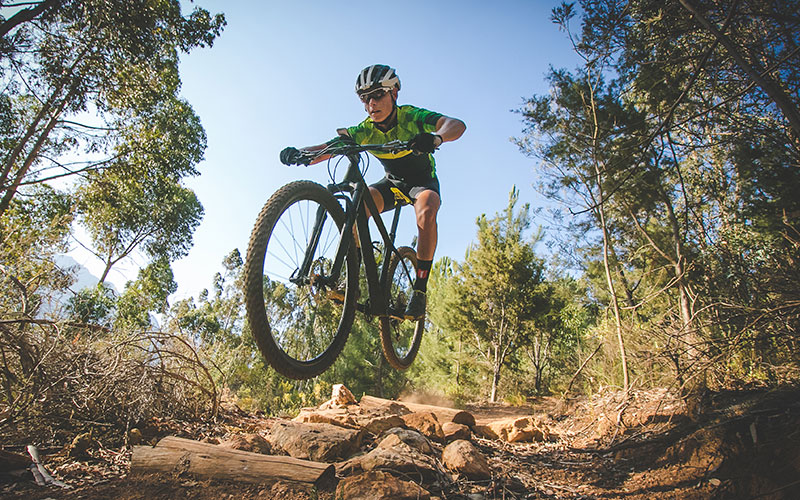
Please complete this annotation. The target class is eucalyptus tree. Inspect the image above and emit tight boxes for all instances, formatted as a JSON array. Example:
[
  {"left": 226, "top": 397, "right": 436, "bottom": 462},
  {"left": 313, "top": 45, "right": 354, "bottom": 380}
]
[
  {"left": 0, "top": 183, "right": 72, "bottom": 317},
  {"left": 76, "top": 163, "right": 204, "bottom": 284},
  {"left": 0, "top": 0, "right": 224, "bottom": 275}
]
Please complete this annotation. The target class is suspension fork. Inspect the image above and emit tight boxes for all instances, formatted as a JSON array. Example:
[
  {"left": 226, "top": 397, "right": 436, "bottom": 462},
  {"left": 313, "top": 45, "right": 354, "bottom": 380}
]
[
  {"left": 293, "top": 202, "right": 331, "bottom": 285},
  {"left": 293, "top": 154, "right": 362, "bottom": 285}
]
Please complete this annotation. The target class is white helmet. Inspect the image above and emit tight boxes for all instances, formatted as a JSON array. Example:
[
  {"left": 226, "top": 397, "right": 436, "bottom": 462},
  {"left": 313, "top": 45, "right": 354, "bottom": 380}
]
[{"left": 355, "top": 64, "right": 401, "bottom": 95}]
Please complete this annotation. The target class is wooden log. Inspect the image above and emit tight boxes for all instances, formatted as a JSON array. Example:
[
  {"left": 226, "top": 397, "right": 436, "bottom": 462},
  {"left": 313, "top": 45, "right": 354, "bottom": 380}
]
[
  {"left": 360, "top": 395, "right": 463, "bottom": 423},
  {"left": 0, "top": 449, "right": 30, "bottom": 472},
  {"left": 130, "top": 436, "right": 335, "bottom": 488}
]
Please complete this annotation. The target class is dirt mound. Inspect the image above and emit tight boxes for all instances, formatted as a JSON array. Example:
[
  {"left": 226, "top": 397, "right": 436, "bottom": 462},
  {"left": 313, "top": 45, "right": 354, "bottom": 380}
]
[{"left": 2, "top": 386, "right": 799, "bottom": 499}]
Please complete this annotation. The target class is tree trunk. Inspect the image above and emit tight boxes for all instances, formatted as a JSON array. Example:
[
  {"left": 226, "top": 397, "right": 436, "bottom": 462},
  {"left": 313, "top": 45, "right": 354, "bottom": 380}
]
[
  {"left": 0, "top": 81, "right": 76, "bottom": 217},
  {"left": 586, "top": 68, "right": 629, "bottom": 392},
  {"left": 0, "top": 0, "right": 62, "bottom": 38},
  {"left": 599, "top": 204, "right": 629, "bottom": 391},
  {"left": 375, "top": 346, "right": 384, "bottom": 398},
  {"left": 490, "top": 345, "right": 501, "bottom": 403},
  {"left": 359, "top": 395, "right": 469, "bottom": 424},
  {"left": 130, "top": 436, "right": 335, "bottom": 487}
]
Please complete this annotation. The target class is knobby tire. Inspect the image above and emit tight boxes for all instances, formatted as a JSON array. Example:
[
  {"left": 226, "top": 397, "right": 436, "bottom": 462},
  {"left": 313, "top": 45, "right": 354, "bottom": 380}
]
[
  {"left": 244, "top": 181, "right": 357, "bottom": 380},
  {"left": 380, "top": 246, "right": 425, "bottom": 370}
]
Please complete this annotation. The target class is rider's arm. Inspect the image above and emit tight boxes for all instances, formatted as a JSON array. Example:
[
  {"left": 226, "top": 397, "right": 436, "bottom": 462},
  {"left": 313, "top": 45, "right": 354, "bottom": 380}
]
[
  {"left": 297, "top": 143, "right": 332, "bottom": 165},
  {"left": 432, "top": 115, "right": 466, "bottom": 147},
  {"left": 300, "top": 131, "right": 354, "bottom": 165}
]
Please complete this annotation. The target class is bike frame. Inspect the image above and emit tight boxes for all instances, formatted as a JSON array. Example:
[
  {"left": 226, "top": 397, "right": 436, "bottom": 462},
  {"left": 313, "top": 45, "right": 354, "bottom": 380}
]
[{"left": 295, "top": 152, "right": 412, "bottom": 318}]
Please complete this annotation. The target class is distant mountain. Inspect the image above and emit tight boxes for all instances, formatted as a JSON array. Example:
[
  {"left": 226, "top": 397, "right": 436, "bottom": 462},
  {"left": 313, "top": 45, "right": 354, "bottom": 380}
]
[{"left": 57, "top": 255, "right": 114, "bottom": 291}]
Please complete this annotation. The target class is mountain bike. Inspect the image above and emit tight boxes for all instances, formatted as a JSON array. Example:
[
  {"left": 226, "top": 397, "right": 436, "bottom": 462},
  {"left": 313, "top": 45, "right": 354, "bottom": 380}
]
[{"left": 243, "top": 140, "right": 426, "bottom": 380}]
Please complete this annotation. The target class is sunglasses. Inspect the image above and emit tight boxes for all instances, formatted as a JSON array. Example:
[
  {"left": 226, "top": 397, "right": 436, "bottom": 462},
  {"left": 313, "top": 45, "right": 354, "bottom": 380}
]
[{"left": 359, "top": 89, "right": 390, "bottom": 103}]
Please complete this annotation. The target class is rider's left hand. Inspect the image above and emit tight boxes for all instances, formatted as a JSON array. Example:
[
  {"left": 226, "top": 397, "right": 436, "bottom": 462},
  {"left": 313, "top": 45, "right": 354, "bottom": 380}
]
[
  {"left": 280, "top": 146, "right": 310, "bottom": 166},
  {"left": 408, "top": 133, "right": 442, "bottom": 154}
]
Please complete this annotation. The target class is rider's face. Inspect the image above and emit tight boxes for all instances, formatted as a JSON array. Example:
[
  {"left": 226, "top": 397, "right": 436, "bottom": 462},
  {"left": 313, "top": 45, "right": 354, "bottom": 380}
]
[{"left": 363, "top": 88, "right": 397, "bottom": 123}]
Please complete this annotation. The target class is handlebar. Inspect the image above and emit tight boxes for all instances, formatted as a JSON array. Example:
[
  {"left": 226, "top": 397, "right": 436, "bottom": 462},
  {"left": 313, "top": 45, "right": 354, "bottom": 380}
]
[{"left": 294, "top": 140, "right": 412, "bottom": 165}]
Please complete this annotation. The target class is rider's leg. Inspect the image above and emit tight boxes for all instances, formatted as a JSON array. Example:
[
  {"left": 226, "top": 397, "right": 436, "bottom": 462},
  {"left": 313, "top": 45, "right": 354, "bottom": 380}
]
[
  {"left": 404, "top": 189, "right": 439, "bottom": 319},
  {"left": 366, "top": 186, "right": 386, "bottom": 217},
  {"left": 411, "top": 189, "right": 440, "bottom": 292}
]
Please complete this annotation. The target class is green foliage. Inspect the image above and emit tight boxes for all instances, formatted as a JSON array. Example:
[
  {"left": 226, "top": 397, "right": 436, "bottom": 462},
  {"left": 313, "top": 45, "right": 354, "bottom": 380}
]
[
  {"left": 515, "top": 0, "right": 800, "bottom": 388},
  {"left": 0, "top": 184, "right": 74, "bottom": 317},
  {"left": 430, "top": 188, "right": 556, "bottom": 401},
  {"left": 116, "top": 257, "right": 178, "bottom": 328},
  {"left": 169, "top": 249, "right": 244, "bottom": 346},
  {"left": 326, "top": 316, "right": 408, "bottom": 399},
  {"left": 74, "top": 91, "right": 205, "bottom": 283},
  {"left": 66, "top": 283, "right": 117, "bottom": 327},
  {"left": 1, "top": 0, "right": 224, "bottom": 283}
]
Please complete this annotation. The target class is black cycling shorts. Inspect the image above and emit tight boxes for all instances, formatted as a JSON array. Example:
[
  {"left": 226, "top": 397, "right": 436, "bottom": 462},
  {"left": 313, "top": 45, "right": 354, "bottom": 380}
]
[{"left": 370, "top": 174, "right": 440, "bottom": 210}]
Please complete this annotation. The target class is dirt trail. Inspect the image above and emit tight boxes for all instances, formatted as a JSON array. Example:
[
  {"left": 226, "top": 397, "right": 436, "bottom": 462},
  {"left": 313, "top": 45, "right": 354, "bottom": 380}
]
[{"left": 2, "top": 387, "right": 800, "bottom": 499}]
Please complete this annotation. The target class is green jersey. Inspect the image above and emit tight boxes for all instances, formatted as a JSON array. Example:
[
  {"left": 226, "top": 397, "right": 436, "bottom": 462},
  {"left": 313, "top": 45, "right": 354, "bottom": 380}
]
[{"left": 346, "top": 105, "right": 443, "bottom": 183}]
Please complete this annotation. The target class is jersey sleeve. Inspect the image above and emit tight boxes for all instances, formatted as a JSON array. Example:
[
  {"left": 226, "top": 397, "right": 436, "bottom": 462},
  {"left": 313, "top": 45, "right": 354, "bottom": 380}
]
[
  {"left": 345, "top": 121, "right": 371, "bottom": 144},
  {"left": 406, "top": 106, "right": 444, "bottom": 133}
]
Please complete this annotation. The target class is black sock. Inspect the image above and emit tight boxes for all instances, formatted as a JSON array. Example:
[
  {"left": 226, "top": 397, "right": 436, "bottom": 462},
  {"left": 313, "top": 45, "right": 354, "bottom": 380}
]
[{"left": 413, "top": 259, "right": 433, "bottom": 292}]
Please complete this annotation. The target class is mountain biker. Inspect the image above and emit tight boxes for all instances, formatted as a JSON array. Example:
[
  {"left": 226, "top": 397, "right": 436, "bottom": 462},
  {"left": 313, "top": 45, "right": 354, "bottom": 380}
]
[{"left": 279, "top": 64, "right": 466, "bottom": 320}]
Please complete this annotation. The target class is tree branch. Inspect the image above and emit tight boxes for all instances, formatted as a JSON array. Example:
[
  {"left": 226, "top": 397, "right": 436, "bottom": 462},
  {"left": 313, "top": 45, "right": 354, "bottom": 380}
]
[
  {"left": 0, "top": 0, "right": 61, "bottom": 39},
  {"left": 678, "top": 0, "right": 800, "bottom": 138}
]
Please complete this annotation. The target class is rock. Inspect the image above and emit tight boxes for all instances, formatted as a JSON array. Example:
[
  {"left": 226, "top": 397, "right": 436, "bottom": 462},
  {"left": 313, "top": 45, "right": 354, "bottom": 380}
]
[
  {"left": 218, "top": 433, "right": 272, "bottom": 454},
  {"left": 68, "top": 432, "right": 96, "bottom": 458},
  {"left": 128, "top": 428, "right": 143, "bottom": 445},
  {"left": 483, "top": 416, "right": 550, "bottom": 443},
  {"left": 264, "top": 420, "right": 363, "bottom": 462},
  {"left": 381, "top": 428, "right": 433, "bottom": 454},
  {"left": 346, "top": 439, "right": 438, "bottom": 479},
  {"left": 358, "top": 395, "right": 413, "bottom": 416},
  {"left": 361, "top": 414, "right": 406, "bottom": 435},
  {"left": 473, "top": 425, "right": 500, "bottom": 440},
  {"left": 294, "top": 408, "right": 358, "bottom": 429},
  {"left": 332, "top": 384, "right": 357, "bottom": 406},
  {"left": 442, "top": 422, "right": 471, "bottom": 442},
  {"left": 452, "top": 410, "right": 476, "bottom": 428},
  {"left": 336, "top": 470, "right": 430, "bottom": 500},
  {"left": 317, "top": 385, "right": 358, "bottom": 410},
  {"left": 361, "top": 444, "right": 438, "bottom": 476},
  {"left": 442, "top": 440, "right": 491, "bottom": 479},
  {"left": 402, "top": 412, "right": 445, "bottom": 442}
]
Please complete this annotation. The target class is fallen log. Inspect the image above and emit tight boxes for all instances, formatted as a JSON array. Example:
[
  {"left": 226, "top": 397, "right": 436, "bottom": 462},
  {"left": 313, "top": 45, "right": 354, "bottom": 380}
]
[
  {"left": 130, "top": 436, "right": 335, "bottom": 488},
  {"left": 0, "top": 449, "right": 30, "bottom": 473},
  {"left": 360, "top": 395, "right": 462, "bottom": 423}
]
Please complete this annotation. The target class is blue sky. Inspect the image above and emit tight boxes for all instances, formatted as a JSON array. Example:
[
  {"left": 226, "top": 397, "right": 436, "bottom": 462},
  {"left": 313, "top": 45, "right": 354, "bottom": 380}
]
[{"left": 74, "top": 0, "right": 581, "bottom": 300}]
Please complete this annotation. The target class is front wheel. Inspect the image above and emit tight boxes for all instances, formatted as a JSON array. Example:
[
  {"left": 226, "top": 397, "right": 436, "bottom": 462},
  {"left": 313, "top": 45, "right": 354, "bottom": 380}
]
[
  {"left": 244, "top": 181, "right": 358, "bottom": 380},
  {"left": 380, "top": 246, "right": 425, "bottom": 370}
]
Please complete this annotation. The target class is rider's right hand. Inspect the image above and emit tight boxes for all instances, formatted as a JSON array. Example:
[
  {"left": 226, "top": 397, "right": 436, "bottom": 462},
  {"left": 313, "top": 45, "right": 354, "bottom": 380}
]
[{"left": 280, "top": 146, "right": 306, "bottom": 166}]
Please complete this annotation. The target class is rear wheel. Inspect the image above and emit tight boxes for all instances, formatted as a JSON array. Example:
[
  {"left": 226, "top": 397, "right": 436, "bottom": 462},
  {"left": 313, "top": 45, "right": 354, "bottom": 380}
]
[
  {"left": 244, "top": 181, "right": 358, "bottom": 379},
  {"left": 380, "top": 246, "right": 424, "bottom": 370}
]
